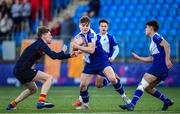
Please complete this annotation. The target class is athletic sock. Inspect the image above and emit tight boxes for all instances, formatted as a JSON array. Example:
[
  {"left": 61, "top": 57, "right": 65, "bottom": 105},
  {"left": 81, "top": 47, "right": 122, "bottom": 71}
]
[
  {"left": 38, "top": 94, "right": 46, "bottom": 102},
  {"left": 131, "top": 89, "right": 144, "bottom": 106}
]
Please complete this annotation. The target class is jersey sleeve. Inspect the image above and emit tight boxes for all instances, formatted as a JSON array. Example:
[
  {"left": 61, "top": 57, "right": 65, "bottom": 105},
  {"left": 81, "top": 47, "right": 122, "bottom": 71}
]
[
  {"left": 153, "top": 35, "right": 163, "bottom": 44},
  {"left": 87, "top": 32, "right": 97, "bottom": 43},
  {"left": 111, "top": 36, "right": 118, "bottom": 46},
  {"left": 41, "top": 43, "right": 71, "bottom": 60}
]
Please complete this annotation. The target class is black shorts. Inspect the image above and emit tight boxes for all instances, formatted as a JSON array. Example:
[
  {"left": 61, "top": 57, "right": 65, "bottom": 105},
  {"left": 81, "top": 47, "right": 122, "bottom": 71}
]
[{"left": 13, "top": 68, "right": 38, "bottom": 84}]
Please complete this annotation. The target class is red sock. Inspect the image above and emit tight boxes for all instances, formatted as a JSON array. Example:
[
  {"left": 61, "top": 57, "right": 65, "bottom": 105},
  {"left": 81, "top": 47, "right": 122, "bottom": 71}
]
[
  {"left": 10, "top": 101, "right": 17, "bottom": 107},
  {"left": 38, "top": 94, "right": 46, "bottom": 102}
]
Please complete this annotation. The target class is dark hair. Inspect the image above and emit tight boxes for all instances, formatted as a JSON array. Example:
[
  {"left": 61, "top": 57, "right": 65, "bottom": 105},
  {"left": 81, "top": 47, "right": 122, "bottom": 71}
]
[
  {"left": 146, "top": 20, "right": 159, "bottom": 32},
  {"left": 99, "top": 19, "right": 109, "bottom": 25},
  {"left": 80, "top": 16, "right": 91, "bottom": 24},
  {"left": 37, "top": 26, "right": 50, "bottom": 37}
]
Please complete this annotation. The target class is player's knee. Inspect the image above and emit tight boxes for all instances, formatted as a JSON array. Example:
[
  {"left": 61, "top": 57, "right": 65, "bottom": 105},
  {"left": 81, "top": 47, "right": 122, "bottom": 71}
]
[
  {"left": 145, "top": 86, "right": 154, "bottom": 94},
  {"left": 30, "top": 86, "right": 38, "bottom": 94},
  {"left": 145, "top": 88, "right": 152, "bottom": 94},
  {"left": 47, "top": 75, "right": 53, "bottom": 82},
  {"left": 109, "top": 77, "right": 117, "bottom": 84},
  {"left": 95, "top": 83, "right": 103, "bottom": 88},
  {"left": 137, "top": 78, "right": 149, "bottom": 91},
  {"left": 80, "top": 84, "right": 87, "bottom": 91}
]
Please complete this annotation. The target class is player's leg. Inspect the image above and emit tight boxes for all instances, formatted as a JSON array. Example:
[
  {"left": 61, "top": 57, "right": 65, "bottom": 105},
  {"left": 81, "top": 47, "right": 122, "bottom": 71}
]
[
  {"left": 119, "top": 73, "right": 156, "bottom": 111},
  {"left": 33, "top": 71, "right": 54, "bottom": 109},
  {"left": 95, "top": 75, "right": 109, "bottom": 88},
  {"left": 96, "top": 72, "right": 121, "bottom": 88},
  {"left": 6, "top": 82, "right": 38, "bottom": 110},
  {"left": 145, "top": 79, "right": 174, "bottom": 111},
  {"left": 73, "top": 75, "right": 110, "bottom": 107},
  {"left": 76, "top": 73, "right": 94, "bottom": 109},
  {"left": 103, "top": 66, "right": 131, "bottom": 104}
]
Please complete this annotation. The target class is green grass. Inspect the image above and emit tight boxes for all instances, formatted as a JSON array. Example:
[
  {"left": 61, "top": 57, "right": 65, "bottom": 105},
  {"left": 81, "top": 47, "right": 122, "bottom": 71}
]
[{"left": 0, "top": 86, "right": 180, "bottom": 114}]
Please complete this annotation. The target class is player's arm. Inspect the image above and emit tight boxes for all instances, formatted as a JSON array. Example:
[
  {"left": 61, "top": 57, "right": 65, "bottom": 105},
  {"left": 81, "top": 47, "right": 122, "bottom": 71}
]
[
  {"left": 109, "top": 45, "right": 119, "bottom": 62},
  {"left": 160, "top": 39, "right": 173, "bottom": 69},
  {"left": 71, "top": 41, "right": 95, "bottom": 54},
  {"left": 42, "top": 44, "right": 74, "bottom": 60},
  {"left": 75, "top": 35, "right": 85, "bottom": 46},
  {"left": 131, "top": 52, "right": 153, "bottom": 62}
]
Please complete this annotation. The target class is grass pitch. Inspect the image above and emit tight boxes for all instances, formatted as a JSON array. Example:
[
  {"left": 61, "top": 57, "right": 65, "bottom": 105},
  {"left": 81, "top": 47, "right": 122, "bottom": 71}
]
[{"left": 0, "top": 86, "right": 180, "bottom": 114}]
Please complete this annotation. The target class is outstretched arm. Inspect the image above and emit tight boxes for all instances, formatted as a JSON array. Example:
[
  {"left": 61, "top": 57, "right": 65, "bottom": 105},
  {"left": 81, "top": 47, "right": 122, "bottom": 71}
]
[
  {"left": 131, "top": 52, "right": 153, "bottom": 63},
  {"left": 42, "top": 44, "right": 71, "bottom": 60}
]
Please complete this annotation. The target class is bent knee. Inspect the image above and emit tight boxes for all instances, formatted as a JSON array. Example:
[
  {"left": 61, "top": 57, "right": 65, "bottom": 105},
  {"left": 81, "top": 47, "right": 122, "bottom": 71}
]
[
  {"left": 48, "top": 75, "right": 53, "bottom": 80},
  {"left": 95, "top": 83, "right": 103, "bottom": 88},
  {"left": 30, "top": 86, "right": 38, "bottom": 94},
  {"left": 45, "top": 75, "right": 53, "bottom": 82},
  {"left": 80, "top": 84, "right": 87, "bottom": 91},
  {"left": 145, "top": 87, "right": 154, "bottom": 94},
  {"left": 109, "top": 77, "right": 117, "bottom": 84}
]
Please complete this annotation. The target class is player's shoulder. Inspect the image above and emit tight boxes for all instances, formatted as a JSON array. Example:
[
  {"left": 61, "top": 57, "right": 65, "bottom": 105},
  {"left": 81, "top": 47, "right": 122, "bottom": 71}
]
[
  {"left": 88, "top": 29, "right": 97, "bottom": 38},
  {"left": 152, "top": 33, "right": 164, "bottom": 41},
  {"left": 89, "top": 29, "right": 96, "bottom": 35},
  {"left": 106, "top": 33, "right": 115, "bottom": 39},
  {"left": 96, "top": 33, "right": 101, "bottom": 37}
]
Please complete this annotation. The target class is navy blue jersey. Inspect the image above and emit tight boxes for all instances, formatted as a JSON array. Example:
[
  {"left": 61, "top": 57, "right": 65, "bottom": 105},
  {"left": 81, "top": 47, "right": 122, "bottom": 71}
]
[
  {"left": 15, "top": 38, "right": 70, "bottom": 70},
  {"left": 97, "top": 33, "right": 117, "bottom": 57}
]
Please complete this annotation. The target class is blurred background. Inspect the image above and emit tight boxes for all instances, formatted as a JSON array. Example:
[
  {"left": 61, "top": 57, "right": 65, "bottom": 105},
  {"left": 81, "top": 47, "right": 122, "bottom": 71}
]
[{"left": 0, "top": 0, "right": 179, "bottom": 87}]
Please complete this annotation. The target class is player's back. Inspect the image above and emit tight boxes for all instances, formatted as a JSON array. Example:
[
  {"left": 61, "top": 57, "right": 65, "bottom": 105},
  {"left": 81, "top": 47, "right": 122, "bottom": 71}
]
[{"left": 15, "top": 38, "right": 45, "bottom": 70}]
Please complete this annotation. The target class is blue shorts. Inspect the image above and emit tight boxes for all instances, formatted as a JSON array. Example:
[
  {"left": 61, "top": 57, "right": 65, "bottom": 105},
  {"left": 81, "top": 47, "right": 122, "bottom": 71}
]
[
  {"left": 147, "top": 67, "right": 168, "bottom": 81},
  {"left": 83, "top": 60, "right": 111, "bottom": 76}
]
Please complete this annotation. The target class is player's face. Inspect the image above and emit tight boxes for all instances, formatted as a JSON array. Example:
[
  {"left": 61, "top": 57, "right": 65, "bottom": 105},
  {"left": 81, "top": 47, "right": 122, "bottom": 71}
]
[
  {"left": 99, "top": 22, "right": 108, "bottom": 35},
  {"left": 44, "top": 32, "right": 52, "bottom": 44},
  {"left": 80, "top": 23, "right": 90, "bottom": 34},
  {"left": 145, "top": 25, "right": 152, "bottom": 37}
]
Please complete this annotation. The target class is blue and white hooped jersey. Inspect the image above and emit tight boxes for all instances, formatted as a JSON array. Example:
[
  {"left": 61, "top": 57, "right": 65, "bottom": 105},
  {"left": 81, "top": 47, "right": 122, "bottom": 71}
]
[
  {"left": 149, "top": 33, "right": 168, "bottom": 71},
  {"left": 97, "top": 33, "right": 117, "bottom": 57},
  {"left": 75, "top": 29, "right": 108, "bottom": 63}
]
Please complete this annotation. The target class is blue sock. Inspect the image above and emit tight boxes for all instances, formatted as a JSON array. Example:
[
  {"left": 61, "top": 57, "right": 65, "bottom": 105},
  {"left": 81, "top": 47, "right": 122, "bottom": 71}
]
[
  {"left": 153, "top": 90, "right": 169, "bottom": 103},
  {"left": 80, "top": 89, "right": 89, "bottom": 103},
  {"left": 103, "top": 77, "right": 110, "bottom": 86},
  {"left": 113, "top": 81, "right": 125, "bottom": 96},
  {"left": 131, "top": 89, "right": 144, "bottom": 106}
]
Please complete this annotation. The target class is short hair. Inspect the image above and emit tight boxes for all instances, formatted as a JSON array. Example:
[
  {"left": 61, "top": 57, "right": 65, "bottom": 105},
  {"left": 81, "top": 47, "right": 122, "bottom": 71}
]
[
  {"left": 99, "top": 19, "right": 109, "bottom": 25},
  {"left": 37, "top": 26, "right": 50, "bottom": 37},
  {"left": 146, "top": 20, "right": 159, "bottom": 32},
  {"left": 80, "top": 16, "right": 91, "bottom": 24}
]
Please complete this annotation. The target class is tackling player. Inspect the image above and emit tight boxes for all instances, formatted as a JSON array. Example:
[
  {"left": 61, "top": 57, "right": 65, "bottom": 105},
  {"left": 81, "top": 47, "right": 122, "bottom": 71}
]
[{"left": 6, "top": 26, "right": 76, "bottom": 110}]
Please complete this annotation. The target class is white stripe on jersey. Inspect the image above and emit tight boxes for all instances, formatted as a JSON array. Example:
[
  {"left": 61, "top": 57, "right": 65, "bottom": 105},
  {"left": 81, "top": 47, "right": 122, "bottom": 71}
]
[
  {"left": 99, "top": 34, "right": 110, "bottom": 53},
  {"left": 149, "top": 33, "right": 164, "bottom": 55},
  {"left": 149, "top": 40, "right": 160, "bottom": 55}
]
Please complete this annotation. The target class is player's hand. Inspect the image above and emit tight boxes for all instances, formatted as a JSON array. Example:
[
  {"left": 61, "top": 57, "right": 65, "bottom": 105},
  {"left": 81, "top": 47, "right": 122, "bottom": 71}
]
[
  {"left": 108, "top": 57, "right": 114, "bottom": 62},
  {"left": 131, "top": 52, "right": 139, "bottom": 60},
  {"left": 76, "top": 35, "right": 84, "bottom": 45},
  {"left": 70, "top": 41, "right": 79, "bottom": 49},
  {"left": 76, "top": 50, "right": 82, "bottom": 54},
  {"left": 62, "top": 45, "right": 67, "bottom": 52},
  {"left": 70, "top": 51, "right": 78, "bottom": 57},
  {"left": 166, "top": 59, "right": 173, "bottom": 69}
]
